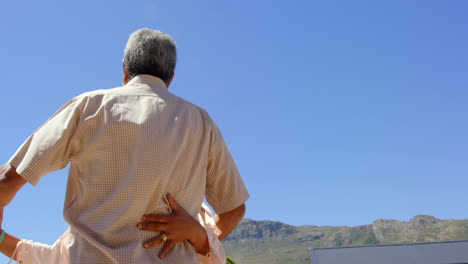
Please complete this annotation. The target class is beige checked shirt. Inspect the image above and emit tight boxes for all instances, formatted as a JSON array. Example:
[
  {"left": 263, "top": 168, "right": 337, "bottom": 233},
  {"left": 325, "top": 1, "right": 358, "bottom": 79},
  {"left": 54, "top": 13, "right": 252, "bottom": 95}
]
[{"left": 9, "top": 75, "right": 249, "bottom": 263}]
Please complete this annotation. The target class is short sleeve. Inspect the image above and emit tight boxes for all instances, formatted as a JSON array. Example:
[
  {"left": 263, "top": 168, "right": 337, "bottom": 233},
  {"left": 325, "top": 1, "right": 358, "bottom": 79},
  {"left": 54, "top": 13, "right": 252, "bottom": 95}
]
[
  {"left": 8, "top": 97, "right": 84, "bottom": 186},
  {"left": 195, "top": 227, "right": 225, "bottom": 264},
  {"left": 196, "top": 204, "right": 226, "bottom": 264},
  {"left": 204, "top": 111, "right": 249, "bottom": 214},
  {"left": 16, "top": 235, "right": 70, "bottom": 264}
]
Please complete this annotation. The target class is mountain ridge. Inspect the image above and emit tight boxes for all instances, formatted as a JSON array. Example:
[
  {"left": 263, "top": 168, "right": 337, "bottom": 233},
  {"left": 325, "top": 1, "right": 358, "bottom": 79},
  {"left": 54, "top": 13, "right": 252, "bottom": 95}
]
[{"left": 222, "top": 215, "right": 468, "bottom": 264}]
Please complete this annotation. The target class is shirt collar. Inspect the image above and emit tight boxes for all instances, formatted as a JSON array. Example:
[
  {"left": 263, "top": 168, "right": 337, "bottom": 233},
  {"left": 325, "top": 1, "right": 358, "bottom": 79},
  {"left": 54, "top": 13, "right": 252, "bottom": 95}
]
[{"left": 125, "top": 74, "right": 168, "bottom": 94}]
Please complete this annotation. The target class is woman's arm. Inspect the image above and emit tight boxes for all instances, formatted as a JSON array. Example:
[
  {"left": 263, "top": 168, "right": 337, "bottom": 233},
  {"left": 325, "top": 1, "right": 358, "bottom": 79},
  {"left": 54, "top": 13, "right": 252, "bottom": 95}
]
[
  {"left": 0, "top": 164, "right": 26, "bottom": 260},
  {"left": 0, "top": 164, "right": 27, "bottom": 208},
  {"left": 0, "top": 233, "right": 21, "bottom": 261},
  {"left": 0, "top": 208, "right": 21, "bottom": 261},
  {"left": 196, "top": 204, "right": 226, "bottom": 264},
  {"left": 138, "top": 194, "right": 210, "bottom": 259}
]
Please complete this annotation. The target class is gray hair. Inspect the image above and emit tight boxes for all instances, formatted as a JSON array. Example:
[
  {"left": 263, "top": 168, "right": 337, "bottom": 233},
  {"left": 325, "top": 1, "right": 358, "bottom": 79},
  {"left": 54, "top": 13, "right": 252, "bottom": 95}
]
[{"left": 123, "top": 28, "right": 177, "bottom": 84}]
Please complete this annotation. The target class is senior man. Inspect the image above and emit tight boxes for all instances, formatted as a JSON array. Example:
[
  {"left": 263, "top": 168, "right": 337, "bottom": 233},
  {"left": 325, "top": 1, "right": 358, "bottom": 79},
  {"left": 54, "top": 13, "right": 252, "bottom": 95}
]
[{"left": 0, "top": 28, "right": 249, "bottom": 263}]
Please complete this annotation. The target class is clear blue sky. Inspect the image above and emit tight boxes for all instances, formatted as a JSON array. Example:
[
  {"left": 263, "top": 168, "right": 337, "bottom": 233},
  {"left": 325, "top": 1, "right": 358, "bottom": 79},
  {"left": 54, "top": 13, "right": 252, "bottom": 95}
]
[{"left": 1, "top": 0, "right": 467, "bottom": 259}]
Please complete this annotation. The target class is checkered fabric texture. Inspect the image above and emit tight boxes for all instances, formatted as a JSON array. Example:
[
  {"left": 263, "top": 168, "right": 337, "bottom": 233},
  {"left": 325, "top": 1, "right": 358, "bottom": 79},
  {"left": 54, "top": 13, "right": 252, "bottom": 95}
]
[{"left": 10, "top": 75, "right": 249, "bottom": 263}]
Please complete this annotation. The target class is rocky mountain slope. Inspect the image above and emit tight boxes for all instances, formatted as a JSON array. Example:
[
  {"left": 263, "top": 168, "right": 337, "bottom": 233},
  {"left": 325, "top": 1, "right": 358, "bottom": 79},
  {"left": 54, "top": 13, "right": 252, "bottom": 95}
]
[{"left": 222, "top": 215, "right": 468, "bottom": 264}]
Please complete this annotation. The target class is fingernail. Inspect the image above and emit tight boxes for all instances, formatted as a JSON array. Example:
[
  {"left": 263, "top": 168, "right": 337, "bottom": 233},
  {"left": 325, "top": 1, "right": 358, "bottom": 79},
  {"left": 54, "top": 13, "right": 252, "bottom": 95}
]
[
  {"left": 144, "top": 243, "right": 149, "bottom": 248},
  {"left": 137, "top": 224, "right": 142, "bottom": 228},
  {"left": 142, "top": 216, "right": 147, "bottom": 220}
]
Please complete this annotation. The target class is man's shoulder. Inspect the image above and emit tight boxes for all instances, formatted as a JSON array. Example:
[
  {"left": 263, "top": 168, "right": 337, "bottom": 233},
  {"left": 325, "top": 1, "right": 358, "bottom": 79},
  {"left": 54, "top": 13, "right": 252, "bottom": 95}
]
[
  {"left": 62, "top": 86, "right": 129, "bottom": 115},
  {"left": 71, "top": 85, "right": 146, "bottom": 105},
  {"left": 170, "top": 92, "right": 208, "bottom": 115},
  {"left": 75, "top": 86, "right": 124, "bottom": 98},
  {"left": 172, "top": 94, "right": 216, "bottom": 126},
  {"left": 72, "top": 86, "right": 211, "bottom": 120}
]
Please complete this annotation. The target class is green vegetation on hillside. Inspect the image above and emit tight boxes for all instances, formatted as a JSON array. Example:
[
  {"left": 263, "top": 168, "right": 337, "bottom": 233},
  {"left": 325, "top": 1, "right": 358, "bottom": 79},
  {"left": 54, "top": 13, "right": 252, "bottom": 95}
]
[{"left": 222, "top": 215, "right": 468, "bottom": 264}]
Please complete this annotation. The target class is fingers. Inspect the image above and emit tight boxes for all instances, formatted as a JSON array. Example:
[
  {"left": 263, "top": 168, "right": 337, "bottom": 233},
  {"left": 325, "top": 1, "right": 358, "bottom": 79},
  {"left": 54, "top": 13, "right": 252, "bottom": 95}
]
[
  {"left": 143, "top": 234, "right": 167, "bottom": 248},
  {"left": 141, "top": 214, "right": 170, "bottom": 222},
  {"left": 166, "top": 193, "right": 180, "bottom": 211},
  {"left": 141, "top": 234, "right": 176, "bottom": 259},
  {"left": 137, "top": 222, "right": 167, "bottom": 232},
  {"left": 160, "top": 240, "right": 176, "bottom": 259}
]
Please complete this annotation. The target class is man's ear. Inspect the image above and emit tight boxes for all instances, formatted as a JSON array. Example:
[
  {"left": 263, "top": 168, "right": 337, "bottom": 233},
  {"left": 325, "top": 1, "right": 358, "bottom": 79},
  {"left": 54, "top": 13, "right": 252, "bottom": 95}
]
[
  {"left": 166, "top": 73, "right": 175, "bottom": 88},
  {"left": 122, "top": 61, "right": 129, "bottom": 84}
]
